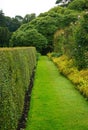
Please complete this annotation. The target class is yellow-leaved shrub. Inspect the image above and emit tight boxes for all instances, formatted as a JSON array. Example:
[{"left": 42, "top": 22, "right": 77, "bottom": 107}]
[{"left": 48, "top": 53, "right": 88, "bottom": 99}]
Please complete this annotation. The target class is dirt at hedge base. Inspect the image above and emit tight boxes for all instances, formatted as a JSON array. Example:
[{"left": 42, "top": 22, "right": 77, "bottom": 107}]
[{"left": 17, "top": 68, "right": 35, "bottom": 130}]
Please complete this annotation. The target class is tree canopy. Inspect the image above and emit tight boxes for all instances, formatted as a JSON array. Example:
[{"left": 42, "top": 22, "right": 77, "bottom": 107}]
[
  {"left": 68, "top": 0, "right": 88, "bottom": 11},
  {"left": 1, "top": 0, "right": 88, "bottom": 65},
  {"left": 10, "top": 29, "right": 48, "bottom": 54},
  {"left": 10, "top": 6, "right": 79, "bottom": 54}
]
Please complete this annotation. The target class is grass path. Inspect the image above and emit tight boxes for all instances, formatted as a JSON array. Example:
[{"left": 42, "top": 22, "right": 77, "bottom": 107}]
[{"left": 25, "top": 56, "right": 88, "bottom": 130}]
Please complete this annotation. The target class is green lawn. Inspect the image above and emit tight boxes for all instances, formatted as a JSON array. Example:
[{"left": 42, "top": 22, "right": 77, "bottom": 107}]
[{"left": 25, "top": 56, "right": 88, "bottom": 130}]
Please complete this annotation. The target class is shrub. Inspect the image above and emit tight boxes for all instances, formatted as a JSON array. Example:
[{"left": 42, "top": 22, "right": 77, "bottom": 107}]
[
  {"left": 0, "top": 47, "right": 36, "bottom": 130},
  {"left": 48, "top": 54, "right": 88, "bottom": 99}
]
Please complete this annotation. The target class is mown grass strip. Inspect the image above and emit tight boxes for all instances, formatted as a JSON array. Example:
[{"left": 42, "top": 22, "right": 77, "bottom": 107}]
[{"left": 26, "top": 56, "right": 88, "bottom": 130}]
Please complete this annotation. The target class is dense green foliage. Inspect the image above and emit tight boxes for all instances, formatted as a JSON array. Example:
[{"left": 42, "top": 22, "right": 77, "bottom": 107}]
[
  {"left": 23, "top": 13, "right": 36, "bottom": 24},
  {"left": 0, "top": 0, "right": 87, "bottom": 64},
  {"left": 53, "top": 0, "right": 88, "bottom": 70},
  {"left": 0, "top": 10, "right": 6, "bottom": 26},
  {"left": 10, "top": 6, "right": 78, "bottom": 54},
  {"left": 26, "top": 56, "right": 88, "bottom": 130},
  {"left": 0, "top": 47, "right": 36, "bottom": 130},
  {"left": 0, "top": 10, "right": 21, "bottom": 32},
  {"left": 0, "top": 10, "right": 36, "bottom": 32},
  {"left": 50, "top": 0, "right": 88, "bottom": 98},
  {"left": 10, "top": 29, "right": 48, "bottom": 54},
  {"left": 1, "top": 0, "right": 88, "bottom": 55},
  {"left": 47, "top": 0, "right": 88, "bottom": 100},
  {"left": 0, "top": 10, "right": 36, "bottom": 47},
  {"left": 54, "top": 11, "right": 88, "bottom": 69},
  {"left": 0, "top": 27, "right": 11, "bottom": 47},
  {"left": 74, "top": 13, "right": 88, "bottom": 69},
  {"left": 0, "top": 0, "right": 88, "bottom": 129},
  {"left": 68, "top": 0, "right": 88, "bottom": 11}
]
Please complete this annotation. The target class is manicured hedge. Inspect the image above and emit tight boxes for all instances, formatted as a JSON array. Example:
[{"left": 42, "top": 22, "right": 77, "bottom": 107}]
[{"left": 0, "top": 47, "right": 36, "bottom": 130}]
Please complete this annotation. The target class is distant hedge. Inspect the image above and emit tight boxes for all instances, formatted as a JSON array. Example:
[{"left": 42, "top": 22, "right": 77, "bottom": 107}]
[{"left": 0, "top": 47, "right": 36, "bottom": 130}]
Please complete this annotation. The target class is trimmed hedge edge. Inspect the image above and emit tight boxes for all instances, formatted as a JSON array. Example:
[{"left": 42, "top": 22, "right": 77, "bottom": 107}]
[
  {"left": 17, "top": 67, "right": 36, "bottom": 130},
  {"left": 0, "top": 47, "right": 36, "bottom": 130}
]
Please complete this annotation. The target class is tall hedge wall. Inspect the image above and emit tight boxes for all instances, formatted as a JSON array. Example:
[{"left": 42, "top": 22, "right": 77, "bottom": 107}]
[{"left": 0, "top": 47, "right": 36, "bottom": 130}]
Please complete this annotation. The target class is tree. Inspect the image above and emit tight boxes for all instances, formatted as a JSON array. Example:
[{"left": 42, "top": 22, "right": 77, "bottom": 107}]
[
  {"left": 68, "top": 0, "right": 87, "bottom": 11},
  {"left": 5, "top": 16, "right": 12, "bottom": 31},
  {"left": 0, "top": 13, "right": 22, "bottom": 32},
  {"left": 29, "top": 15, "right": 61, "bottom": 51},
  {"left": 17, "top": 14, "right": 60, "bottom": 52},
  {"left": 5, "top": 16, "right": 20, "bottom": 32},
  {"left": 15, "top": 15, "right": 23, "bottom": 22},
  {"left": 8, "top": 17, "right": 21, "bottom": 32},
  {"left": 10, "top": 6, "right": 79, "bottom": 53},
  {"left": 0, "top": 27, "right": 11, "bottom": 47},
  {"left": 0, "top": 10, "right": 6, "bottom": 26},
  {"left": 74, "top": 12, "right": 88, "bottom": 69},
  {"left": 23, "top": 13, "right": 36, "bottom": 24},
  {"left": 0, "top": 10, "right": 24, "bottom": 32},
  {"left": 10, "top": 29, "right": 48, "bottom": 54}
]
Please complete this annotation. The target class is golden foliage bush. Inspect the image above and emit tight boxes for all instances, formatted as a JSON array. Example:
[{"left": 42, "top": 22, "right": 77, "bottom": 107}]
[{"left": 48, "top": 53, "right": 88, "bottom": 99}]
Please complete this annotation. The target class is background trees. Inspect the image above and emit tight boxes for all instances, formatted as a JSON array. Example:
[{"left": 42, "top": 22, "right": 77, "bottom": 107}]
[
  {"left": 68, "top": 0, "right": 88, "bottom": 11},
  {"left": 0, "top": 10, "right": 6, "bottom": 27},
  {"left": 54, "top": 11, "right": 88, "bottom": 70},
  {"left": 53, "top": 0, "right": 88, "bottom": 70},
  {"left": 0, "top": 10, "right": 36, "bottom": 32},
  {"left": 10, "top": 29, "right": 47, "bottom": 54},
  {"left": 0, "top": 10, "right": 36, "bottom": 47},
  {"left": 10, "top": 6, "right": 78, "bottom": 54},
  {"left": 0, "top": 27, "right": 11, "bottom": 47},
  {"left": 0, "top": 0, "right": 88, "bottom": 68},
  {"left": 23, "top": 13, "right": 36, "bottom": 24},
  {"left": 0, "top": 10, "right": 11, "bottom": 46}
]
